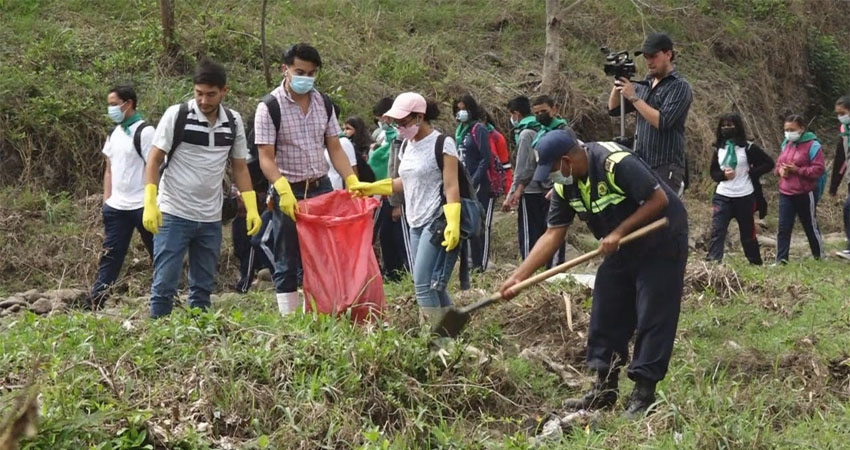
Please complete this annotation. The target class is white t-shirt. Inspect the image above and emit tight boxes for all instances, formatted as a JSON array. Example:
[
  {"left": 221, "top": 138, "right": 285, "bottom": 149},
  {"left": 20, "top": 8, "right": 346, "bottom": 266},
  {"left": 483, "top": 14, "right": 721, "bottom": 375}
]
[
  {"left": 326, "top": 136, "right": 357, "bottom": 190},
  {"left": 151, "top": 100, "right": 249, "bottom": 222},
  {"left": 103, "top": 121, "right": 154, "bottom": 210},
  {"left": 716, "top": 143, "right": 754, "bottom": 198},
  {"left": 398, "top": 131, "right": 458, "bottom": 228}
]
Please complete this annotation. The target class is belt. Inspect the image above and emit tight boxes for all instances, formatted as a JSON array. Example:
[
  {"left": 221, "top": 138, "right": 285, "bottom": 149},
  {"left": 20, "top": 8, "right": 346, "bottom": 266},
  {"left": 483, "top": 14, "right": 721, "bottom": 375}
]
[{"left": 289, "top": 176, "right": 328, "bottom": 192}]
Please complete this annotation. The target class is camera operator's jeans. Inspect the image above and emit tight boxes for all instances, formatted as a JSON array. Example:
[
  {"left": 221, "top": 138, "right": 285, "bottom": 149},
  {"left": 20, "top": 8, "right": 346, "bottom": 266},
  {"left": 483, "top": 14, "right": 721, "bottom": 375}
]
[
  {"left": 150, "top": 213, "right": 222, "bottom": 318},
  {"left": 409, "top": 222, "right": 459, "bottom": 309}
]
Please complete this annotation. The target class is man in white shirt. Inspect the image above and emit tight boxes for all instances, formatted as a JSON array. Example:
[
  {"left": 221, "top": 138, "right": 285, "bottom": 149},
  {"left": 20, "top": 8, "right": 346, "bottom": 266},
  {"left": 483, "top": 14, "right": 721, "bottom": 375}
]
[
  {"left": 142, "top": 60, "right": 262, "bottom": 318},
  {"left": 87, "top": 85, "right": 155, "bottom": 310}
]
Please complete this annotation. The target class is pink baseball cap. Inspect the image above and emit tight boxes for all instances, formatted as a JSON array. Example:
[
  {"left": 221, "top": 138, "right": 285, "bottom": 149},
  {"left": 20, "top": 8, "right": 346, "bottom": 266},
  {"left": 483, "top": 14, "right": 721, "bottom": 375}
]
[{"left": 383, "top": 92, "right": 427, "bottom": 120}]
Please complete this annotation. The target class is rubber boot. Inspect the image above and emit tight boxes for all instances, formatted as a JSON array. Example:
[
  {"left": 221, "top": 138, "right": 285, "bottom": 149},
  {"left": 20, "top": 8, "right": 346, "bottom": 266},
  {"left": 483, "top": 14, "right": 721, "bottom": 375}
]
[
  {"left": 276, "top": 292, "right": 301, "bottom": 316},
  {"left": 419, "top": 306, "right": 442, "bottom": 326},
  {"left": 563, "top": 370, "right": 619, "bottom": 411},
  {"left": 623, "top": 377, "right": 657, "bottom": 420}
]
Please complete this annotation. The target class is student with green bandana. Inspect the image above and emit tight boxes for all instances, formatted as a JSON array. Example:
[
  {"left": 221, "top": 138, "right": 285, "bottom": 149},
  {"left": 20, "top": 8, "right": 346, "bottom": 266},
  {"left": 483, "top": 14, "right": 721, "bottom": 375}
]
[
  {"left": 453, "top": 93, "right": 493, "bottom": 273},
  {"left": 86, "top": 85, "right": 155, "bottom": 310},
  {"left": 706, "top": 113, "right": 773, "bottom": 265},
  {"left": 530, "top": 95, "right": 569, "bottom": 148},
  {"left": 370, "top": 97, "right": 411, "bottom": 280},
  {"left": 503, "top": 95, "right": 566, "bottom": 266},
  {"left": 774, "top": 114, "right": 825, "bottom": 263}
]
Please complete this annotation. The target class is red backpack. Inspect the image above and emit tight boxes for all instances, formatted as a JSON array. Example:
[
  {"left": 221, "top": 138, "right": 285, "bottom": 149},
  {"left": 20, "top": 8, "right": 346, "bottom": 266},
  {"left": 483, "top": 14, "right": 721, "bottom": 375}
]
[{"left": 472, "top": 123, "right": 513, "bottom": 196}]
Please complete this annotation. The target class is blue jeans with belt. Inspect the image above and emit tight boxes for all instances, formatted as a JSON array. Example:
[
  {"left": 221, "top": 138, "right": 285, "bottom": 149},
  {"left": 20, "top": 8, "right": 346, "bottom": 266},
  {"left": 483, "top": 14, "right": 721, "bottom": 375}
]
[
  {"left": 408, "top": 220, "right": 459, "bottom": 308},
  {"left": 150, "top": 213, "right": 222, "bottom": 318},
  {"left": 270, "top": 177, "right": 333, "bottom": 293}
]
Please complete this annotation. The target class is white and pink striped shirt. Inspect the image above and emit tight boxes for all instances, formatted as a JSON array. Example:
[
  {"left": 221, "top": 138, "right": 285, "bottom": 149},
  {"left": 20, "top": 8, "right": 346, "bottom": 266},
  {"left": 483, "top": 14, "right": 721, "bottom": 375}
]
[{"left": 254, "top": 81, "right": 341, "bottom": 183}]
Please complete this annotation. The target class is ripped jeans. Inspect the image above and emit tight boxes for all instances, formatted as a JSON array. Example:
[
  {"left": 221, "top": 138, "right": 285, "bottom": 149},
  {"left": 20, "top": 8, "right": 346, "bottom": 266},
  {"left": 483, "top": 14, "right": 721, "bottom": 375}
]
[{"left": 408, "top": 221, "right": 459, "bottom": 308}]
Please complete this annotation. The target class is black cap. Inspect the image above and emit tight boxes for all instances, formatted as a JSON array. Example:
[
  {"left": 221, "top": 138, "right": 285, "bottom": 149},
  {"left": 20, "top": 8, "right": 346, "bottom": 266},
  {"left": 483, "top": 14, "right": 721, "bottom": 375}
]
[{"left": 635, "top": 32, "right": 674, "bottom": 56}]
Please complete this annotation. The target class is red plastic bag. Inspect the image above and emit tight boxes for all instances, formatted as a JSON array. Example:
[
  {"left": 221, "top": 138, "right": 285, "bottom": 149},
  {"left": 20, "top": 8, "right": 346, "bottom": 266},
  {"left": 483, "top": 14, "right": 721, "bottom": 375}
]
[{"left": 295, "top": 190, "right": 385, "bottom": 322}]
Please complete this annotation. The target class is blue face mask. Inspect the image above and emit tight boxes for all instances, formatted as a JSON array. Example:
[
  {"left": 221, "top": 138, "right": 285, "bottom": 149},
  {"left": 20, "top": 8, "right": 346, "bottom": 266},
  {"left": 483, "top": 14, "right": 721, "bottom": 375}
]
[
  {"left": 289, "top": 72, "right": 315, "bottom": 94},
  {"left": 456, "top": 110, "right": 469, "bottom": 122},
  {"left": 107, "top": 102, "right": 126, "bottom": 123}
]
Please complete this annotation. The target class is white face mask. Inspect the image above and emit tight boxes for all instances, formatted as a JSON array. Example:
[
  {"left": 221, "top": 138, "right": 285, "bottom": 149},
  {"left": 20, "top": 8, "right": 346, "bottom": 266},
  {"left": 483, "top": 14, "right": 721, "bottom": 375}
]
[
  {"left": 838, "top": 114, "right": 850, "bottom": 125},
  {"left": 785, "top": 131, "right": 802, "bottom": 142},
  {"left": 550, "top": 159, "right": 573, "bottom": 185}
]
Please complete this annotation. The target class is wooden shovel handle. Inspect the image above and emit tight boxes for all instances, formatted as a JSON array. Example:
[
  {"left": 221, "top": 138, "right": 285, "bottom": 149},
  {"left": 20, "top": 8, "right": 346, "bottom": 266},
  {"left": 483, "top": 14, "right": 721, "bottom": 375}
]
[{"left": 502, "top": 217, "right": 669, "bottom": 298}]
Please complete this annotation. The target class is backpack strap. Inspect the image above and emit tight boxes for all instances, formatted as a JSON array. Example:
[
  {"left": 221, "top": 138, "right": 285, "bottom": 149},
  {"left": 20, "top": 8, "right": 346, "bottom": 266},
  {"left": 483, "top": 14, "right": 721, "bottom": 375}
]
[
  {"left": 261, "top": 94, "right": 281, "bottom": 136},
  {"left": 433, "top": 134, "right": 473, "bottom": 198},
  {"left": 133, "top": 121, "right": 151, "bottom": 164},
  {"left": 320, "top": 92, "right": 333, "bottom": 122},
  {"left": 161, "top": 102, "right": 190, "bottom": 173},
  {"left": 223, "top": 107, "right": 237, "bottom": 157}
]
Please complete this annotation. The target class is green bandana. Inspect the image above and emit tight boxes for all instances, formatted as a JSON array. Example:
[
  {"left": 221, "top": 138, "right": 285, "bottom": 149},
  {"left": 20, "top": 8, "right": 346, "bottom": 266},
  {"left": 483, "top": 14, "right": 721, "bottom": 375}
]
[
  {"left": 455, "top": 122, "right": 472, "bottom": 146},
  {"left": 531, "top": 117, "right": 568, "bottom": 148},
  {"left": 841, "top": 124, "right": 850, "bottom": 146},
  {"left": 121, "top": 112, "right": 143, "bottom": 135},
  {"left": 721, "top": 140, "right": 738, "bottom": 170},
  {"left": 513, "top": 116, "right": 541, "bottom": 145},
  {"left": 367, "top": 126, "right": 397, "bottom": 180}
]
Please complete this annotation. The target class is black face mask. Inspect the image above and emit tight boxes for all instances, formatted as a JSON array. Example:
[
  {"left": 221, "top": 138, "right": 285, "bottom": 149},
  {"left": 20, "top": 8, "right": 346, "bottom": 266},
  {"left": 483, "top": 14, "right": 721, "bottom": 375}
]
[
  {"left": 720, "top": 127, "right": 736, "bottom": 139},
  {"left": 536, "top": 113, "right": 553, "bottom": 126}
]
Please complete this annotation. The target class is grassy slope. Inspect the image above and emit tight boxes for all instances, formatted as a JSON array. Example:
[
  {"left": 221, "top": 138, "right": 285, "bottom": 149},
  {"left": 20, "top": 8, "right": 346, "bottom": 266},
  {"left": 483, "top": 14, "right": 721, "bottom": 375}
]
[{"left": 3, "top": 209, "right": 850, "bottom": 449}]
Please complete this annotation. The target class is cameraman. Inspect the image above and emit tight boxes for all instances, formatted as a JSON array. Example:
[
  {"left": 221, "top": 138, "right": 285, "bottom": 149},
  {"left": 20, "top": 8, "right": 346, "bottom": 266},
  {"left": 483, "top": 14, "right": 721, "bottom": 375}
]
[{"left": 608, "top": 32, "right": 692, "bottom": 197}]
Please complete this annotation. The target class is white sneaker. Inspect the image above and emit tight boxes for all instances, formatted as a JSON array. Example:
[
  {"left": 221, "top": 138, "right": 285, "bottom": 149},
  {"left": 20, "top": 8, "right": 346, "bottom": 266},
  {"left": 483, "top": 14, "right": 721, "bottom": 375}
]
[
  {"left": 276, "top": 292, "right": 302, "bottom": 316},
  {"left": 835, "top": 250, "right": 850, "bottom": 261}
]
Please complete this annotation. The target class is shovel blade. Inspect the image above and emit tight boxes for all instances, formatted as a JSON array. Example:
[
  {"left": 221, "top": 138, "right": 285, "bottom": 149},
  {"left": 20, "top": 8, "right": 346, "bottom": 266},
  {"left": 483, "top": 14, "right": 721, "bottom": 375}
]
[{"left": 431, "top": 307, "right": 470, "bottom": 338}]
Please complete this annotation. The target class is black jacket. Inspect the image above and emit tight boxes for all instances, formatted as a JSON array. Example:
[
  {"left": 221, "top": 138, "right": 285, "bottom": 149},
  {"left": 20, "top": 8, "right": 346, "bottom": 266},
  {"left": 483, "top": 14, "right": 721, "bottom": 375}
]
[
  {"left": 709, "top": 141, "right": 774, "bottom": 219},
  {"left": 829, "top": 139, "right": 847, "bottom": 196}
]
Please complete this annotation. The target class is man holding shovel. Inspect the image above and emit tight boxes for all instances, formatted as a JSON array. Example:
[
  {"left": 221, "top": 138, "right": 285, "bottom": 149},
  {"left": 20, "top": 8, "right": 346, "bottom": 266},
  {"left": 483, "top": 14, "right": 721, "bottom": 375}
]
[{"left": 498, "top": 130, "right": 688, "bottom": 419}]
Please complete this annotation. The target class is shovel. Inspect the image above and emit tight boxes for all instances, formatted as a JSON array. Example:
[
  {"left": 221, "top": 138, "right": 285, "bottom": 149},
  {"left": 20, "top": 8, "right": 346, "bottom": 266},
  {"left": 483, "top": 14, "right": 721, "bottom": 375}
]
[{"left": 432, "top": 217, "right": 669, "bottom": 338}]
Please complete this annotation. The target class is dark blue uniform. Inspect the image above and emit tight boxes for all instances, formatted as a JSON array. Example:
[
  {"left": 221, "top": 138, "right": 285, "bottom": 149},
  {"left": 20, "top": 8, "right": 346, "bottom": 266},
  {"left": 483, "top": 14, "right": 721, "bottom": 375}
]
[{"left": 547, "top": 141, "right": 689, "bottom": 382}]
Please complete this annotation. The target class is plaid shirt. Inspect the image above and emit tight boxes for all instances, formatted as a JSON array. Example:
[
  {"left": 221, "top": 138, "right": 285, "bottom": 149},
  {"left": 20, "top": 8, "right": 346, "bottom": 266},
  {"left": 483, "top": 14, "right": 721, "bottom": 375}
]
[
  {"left": 612, "top": 70, "right": 692, "bottom": 169},
  {"left": 254, "top": 81, "right": 341, "bottom": 182}
]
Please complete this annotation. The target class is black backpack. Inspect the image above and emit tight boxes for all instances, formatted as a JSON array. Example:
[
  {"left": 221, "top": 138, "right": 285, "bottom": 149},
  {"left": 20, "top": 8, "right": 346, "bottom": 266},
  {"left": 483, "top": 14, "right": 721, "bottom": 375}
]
[
  {"left": 244, "top": 91, "right": 335, "bottom": 189},
  {"left": 160, "top": 102, "right": 240, "bottom": 221},
  {"left": 132, "top": 121, "right": 152, "bottom": 163},
  {"left": 399, "top": 134, "right": 475, "bottom": 199}
]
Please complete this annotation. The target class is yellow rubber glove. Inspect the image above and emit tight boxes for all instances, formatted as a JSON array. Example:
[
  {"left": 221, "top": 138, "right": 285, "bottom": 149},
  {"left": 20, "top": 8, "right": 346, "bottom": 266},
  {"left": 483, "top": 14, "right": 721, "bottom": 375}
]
[
  {"left": 142, "top": 184, "right": 162, "bottom": 234},
  {"left": 441, "top": 202, "right": 461, "bottom": 251},
  {"left": 348, "top": 178, "right": 393, "bottom": 197},
  {"left": 241, "top": 190, "right": 262, "bottom": 236},
  {"left": 273, "top": 176, "right": 299, "bottom": 222},
  {"left": 344, "top": 174, "right": 360, "bottom": 190}
]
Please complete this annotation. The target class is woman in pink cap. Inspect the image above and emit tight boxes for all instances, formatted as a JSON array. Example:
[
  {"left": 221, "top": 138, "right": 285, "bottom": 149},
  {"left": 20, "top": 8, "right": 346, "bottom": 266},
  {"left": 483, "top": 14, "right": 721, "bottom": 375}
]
[{"left": 349, "top": 92, "right": 466, "bottom": 324}]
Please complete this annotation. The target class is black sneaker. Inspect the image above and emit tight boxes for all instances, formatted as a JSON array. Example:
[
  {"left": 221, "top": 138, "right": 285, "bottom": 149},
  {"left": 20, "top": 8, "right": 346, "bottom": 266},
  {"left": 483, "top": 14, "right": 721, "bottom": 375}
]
[
  {"left": 563, "top": 373, "right": 619, "bottom": 411},
  {"left": 623, "top": 380, "right": 657, "bottom": 420}
]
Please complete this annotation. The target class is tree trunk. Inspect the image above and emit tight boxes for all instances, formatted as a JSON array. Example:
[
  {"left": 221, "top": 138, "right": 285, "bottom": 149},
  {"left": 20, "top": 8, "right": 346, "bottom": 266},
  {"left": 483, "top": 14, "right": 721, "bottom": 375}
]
[
  {"left": 261, "top": 0, "right": 272, "bottom": 88},
  {"left": 540, "top": 0, "right": 561, "bottom": 94},
  {"left": 159, "top": 0, "right": 179, "bottom": 60}
]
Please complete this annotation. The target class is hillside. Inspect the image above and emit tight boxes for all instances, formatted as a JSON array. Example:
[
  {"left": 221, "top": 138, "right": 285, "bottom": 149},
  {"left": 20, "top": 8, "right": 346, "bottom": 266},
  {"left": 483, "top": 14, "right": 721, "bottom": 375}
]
[{"left": 3, "top": 0, "right": 850, "bottom": 448}]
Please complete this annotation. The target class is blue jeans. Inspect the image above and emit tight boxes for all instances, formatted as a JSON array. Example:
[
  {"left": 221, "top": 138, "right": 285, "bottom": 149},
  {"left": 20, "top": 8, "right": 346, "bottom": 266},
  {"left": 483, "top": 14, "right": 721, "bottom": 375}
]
[
  {"left": 150, "top": 213, "right": 222, "bottom": 318},
  {"left": 90, "top": 205, "right": 153, "bottom": 307},
  {"left": 271, "top": 177, "right": 333, "bottom": 293},
  {"left": 409, "top": 222, "right": 459, "bottom": 308}
]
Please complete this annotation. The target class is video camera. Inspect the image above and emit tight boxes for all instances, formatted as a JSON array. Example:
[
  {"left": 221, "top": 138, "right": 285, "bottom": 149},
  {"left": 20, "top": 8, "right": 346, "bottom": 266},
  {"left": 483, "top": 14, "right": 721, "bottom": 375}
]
[{"left": 601, "top": 47, "right": 636, "bottom": 80}]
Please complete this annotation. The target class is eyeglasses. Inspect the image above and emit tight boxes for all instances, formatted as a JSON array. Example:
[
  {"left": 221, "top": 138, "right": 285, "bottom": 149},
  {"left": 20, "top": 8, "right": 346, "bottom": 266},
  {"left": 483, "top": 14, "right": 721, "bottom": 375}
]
[{"left": 396, "top": 115, "right": 417, "bottom": 128}]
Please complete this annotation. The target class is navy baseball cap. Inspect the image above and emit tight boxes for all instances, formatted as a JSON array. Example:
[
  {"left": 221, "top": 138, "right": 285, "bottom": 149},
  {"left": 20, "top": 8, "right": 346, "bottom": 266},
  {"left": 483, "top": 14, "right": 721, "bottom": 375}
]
[{"left": 532, "top": 129, "right": 579, "bottom": 182}]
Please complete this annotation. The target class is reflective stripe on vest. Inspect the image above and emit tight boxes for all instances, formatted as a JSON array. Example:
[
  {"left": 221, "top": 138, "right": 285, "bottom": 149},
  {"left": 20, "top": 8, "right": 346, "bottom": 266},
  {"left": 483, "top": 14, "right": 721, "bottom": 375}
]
[{"left": 554, "top": 142, "right": 631, "bottom": 214}]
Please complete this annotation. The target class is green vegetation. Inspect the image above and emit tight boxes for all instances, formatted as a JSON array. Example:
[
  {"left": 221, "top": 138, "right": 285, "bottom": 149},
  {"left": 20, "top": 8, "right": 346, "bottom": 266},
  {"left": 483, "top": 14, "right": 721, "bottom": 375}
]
[{"left": 4, "top": 0, "right": 850, "bottom": 448}]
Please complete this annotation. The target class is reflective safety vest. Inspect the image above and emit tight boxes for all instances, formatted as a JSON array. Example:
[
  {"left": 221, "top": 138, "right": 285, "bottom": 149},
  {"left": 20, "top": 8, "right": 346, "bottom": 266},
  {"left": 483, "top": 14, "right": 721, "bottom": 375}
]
[{"left": 554, "top": 142, "right": 629, "bottom": 214}]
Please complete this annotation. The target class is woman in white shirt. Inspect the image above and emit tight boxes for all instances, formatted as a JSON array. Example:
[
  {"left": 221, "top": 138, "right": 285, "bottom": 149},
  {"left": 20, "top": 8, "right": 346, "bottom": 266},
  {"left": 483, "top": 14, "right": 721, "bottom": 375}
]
[
  {"left": 706, "top": 113, "right": 774, "bottom": 264},
  {"left": 349, "top": 93, "right": 465, "bottom": 324}
]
